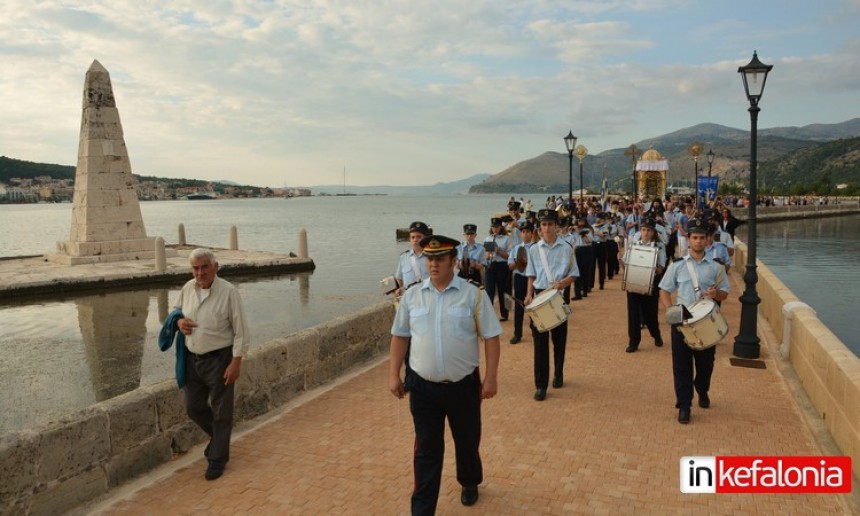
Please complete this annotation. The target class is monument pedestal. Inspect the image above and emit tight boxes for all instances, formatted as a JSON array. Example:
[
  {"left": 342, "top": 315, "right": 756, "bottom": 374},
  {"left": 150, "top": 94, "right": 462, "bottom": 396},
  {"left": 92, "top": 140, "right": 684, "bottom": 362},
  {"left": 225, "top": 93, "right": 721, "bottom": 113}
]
[{"left": 48, "top": 238, "right": 178, "bottom": 265}]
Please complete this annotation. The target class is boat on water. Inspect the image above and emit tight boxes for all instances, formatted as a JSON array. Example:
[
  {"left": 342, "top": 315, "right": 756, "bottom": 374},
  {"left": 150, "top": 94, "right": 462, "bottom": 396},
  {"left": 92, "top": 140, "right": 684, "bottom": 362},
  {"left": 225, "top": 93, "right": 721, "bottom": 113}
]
[{"left": 182, "top": 192, "right": 217, "bottom": 200}]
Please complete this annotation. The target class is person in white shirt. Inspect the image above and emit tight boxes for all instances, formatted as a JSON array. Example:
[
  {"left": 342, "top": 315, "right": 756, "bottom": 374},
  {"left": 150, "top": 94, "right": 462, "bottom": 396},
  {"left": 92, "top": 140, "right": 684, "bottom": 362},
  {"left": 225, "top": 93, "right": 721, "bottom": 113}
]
[{"left": 173, "top": 248, "right": 250, "bottom": 480}]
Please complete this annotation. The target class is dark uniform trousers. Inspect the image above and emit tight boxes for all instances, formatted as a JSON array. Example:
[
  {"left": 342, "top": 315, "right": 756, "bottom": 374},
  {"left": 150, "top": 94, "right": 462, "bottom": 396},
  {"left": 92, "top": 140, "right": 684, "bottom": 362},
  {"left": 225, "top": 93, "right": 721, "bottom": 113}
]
[
  {"left": 406, "top": 370, "right": 483, "bottom": 516},
  {"left": 485, "top": 261, "right": 510, "bottom": 319},
  {"left": 530, "top": 288, "right": 568, "bottom": 389},
  {"left": 591, "top": 241, "right": 607, "bottom": 289},
  {"left": 574, "top": 245, "right": 593, "bottom": 297},
  {"left": 670, "top": 325, "right": 715, "bottom": 409},
  {"left": 606, "top": 240, "right": 620, "bottom": 278},
  {"left": 626, "top": 280, "right": 663, "bottom": 348},
  {"left": 512, "top": 273, "right": 528, "bottom": 338},
  {"left": 184, "top": 346, "right": 235, "bottom": 464}
]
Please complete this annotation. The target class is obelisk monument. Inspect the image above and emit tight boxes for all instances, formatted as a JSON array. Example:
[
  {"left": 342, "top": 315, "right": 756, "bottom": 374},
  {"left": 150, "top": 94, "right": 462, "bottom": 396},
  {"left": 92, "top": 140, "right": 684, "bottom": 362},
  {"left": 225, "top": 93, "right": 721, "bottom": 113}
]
[{"left": 52, "top": 60, "right": 156, "bottom": 265}]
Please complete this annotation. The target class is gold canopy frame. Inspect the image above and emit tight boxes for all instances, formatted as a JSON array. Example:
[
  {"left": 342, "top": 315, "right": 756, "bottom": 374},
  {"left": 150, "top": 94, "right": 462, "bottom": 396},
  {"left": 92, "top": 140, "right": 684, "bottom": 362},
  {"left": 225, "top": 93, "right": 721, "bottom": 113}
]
[{"left": 635, "top": 147, "right": 668, "bottom": 200}]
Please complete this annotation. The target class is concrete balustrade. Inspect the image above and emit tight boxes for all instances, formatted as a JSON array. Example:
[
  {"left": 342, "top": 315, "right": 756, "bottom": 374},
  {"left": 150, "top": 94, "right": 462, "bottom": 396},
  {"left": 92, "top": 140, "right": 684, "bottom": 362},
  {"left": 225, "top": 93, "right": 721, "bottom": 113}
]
[
  {"left": 734, "top": 240, "right": 860, "bottom": 475},
  {"left": 0, "top": 301, "right": 394, "bottom": 514}
]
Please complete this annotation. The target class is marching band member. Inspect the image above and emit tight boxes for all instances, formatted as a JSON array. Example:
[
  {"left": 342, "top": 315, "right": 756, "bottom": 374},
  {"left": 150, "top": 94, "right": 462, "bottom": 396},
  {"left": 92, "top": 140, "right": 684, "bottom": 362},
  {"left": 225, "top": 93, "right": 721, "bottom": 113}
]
[
  {"left": 659, "top": 217, "right": 730, "bottom": 424},
  {"left": 573, "top": 217, "right": 594, "bottom": 300},
  {"left": 591, "top": 212, "right": 610, "bottom": 290},
  {"left": 525, "top": 209, "right": 579, "bottom": 401},
  {"left": 457, "top": 223, "right": 485, "bottom": 284},
  {"left": 507, "top": 222, "right": 535, "bottom": 344},
  {"left": 484, "top": 217, "right": 512, "bottom": 321},
  {"left": 395, "top": 221, "right": 430, "bottom": 296},
  {"left": 623, "top": 218, "right": 665, "bottom": 352},
  {"left": 603, "top": 214, "right": 621, "bottom": 279}
]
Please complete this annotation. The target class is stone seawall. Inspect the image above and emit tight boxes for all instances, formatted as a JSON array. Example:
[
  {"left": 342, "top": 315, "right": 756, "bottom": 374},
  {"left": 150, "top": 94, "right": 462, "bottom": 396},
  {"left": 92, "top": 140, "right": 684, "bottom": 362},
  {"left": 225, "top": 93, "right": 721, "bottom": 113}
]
[
  {"left": 0, "top": 301, "right": 395, "bottom": 515},
  {"left": 733, "top": 241, "right": 860, "bottom": 474},
  {"left": 731, "top": 203, "right": 860, "bottom": 222}
]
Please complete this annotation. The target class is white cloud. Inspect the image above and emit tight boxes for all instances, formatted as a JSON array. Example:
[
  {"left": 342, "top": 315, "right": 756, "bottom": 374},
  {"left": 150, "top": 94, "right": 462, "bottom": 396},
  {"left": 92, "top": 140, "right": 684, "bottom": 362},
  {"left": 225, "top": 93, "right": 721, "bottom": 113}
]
[{"left": 0, "top": 0, "right": 858, "bottom": 186}]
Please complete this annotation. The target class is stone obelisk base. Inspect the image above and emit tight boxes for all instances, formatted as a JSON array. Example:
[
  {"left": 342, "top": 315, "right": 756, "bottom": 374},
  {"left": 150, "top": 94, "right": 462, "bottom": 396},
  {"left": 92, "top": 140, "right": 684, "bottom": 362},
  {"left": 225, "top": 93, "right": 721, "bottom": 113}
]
[{"left": 48, "top": 237, "right": 167, "bottom": 265}]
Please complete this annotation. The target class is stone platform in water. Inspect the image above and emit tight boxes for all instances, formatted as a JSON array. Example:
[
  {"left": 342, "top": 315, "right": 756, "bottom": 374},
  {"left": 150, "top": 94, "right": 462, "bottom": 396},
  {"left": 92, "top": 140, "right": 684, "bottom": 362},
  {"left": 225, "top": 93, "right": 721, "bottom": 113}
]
[{"left": 0, "top": 246, "right": 314, "bottom": 299}]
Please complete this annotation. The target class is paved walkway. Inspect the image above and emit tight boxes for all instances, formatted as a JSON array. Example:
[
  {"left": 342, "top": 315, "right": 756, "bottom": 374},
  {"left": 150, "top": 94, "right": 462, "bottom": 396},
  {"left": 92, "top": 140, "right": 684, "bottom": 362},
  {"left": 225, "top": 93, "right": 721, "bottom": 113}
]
[{"left": 83, "top": 268, "right": 856, "bottom": 515}]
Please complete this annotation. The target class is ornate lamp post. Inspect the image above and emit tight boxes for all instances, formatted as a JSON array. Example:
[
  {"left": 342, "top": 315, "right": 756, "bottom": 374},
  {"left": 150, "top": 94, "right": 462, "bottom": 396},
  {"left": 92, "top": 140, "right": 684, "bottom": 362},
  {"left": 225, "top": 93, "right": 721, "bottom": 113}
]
[
  {"left": 575, "top": 144, "right": 588, "bottom": 208},
  {"left": 688, "top": 142, "right": 703, "bottom": 211},
  {"left": 733, "top": 51, "right": 773, "bottom": 360},
  {"left": 707, "top": 148, "right": 715, "bottom": 177},
  {"left": 564, "top": 131, "right": 577, "bottom": 207}
]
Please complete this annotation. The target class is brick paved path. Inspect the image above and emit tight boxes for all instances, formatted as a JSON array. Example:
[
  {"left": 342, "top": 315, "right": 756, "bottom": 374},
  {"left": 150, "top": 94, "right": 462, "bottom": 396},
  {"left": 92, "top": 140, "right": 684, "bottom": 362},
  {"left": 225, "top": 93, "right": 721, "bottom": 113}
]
[{"left": 87, "top": 269, "right": 855, "bottom": 515}]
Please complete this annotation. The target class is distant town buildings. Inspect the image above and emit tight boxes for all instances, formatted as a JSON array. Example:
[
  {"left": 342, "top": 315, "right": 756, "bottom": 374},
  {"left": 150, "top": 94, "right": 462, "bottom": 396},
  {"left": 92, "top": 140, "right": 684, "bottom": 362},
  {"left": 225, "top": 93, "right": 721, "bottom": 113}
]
[{"left": 0, "top": 176, "right": 314, "bottom": 203}]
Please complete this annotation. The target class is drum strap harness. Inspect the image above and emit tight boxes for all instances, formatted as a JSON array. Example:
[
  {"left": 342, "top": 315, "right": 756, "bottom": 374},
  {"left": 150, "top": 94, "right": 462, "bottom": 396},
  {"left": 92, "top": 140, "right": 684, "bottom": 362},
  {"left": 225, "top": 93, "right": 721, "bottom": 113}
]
[
  {"left": 684, "top": 258, "right": 703, "bottom": 300},
  {"left": 538, "top": 244, "right": 555, "bottom": 288}
]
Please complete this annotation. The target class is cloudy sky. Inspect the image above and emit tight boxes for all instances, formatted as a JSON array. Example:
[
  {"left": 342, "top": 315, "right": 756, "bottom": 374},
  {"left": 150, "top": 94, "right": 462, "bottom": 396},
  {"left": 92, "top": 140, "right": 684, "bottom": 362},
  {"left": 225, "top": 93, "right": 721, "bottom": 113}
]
[{"left": 2, "top": 1, "right": 859, "bottom": 187}]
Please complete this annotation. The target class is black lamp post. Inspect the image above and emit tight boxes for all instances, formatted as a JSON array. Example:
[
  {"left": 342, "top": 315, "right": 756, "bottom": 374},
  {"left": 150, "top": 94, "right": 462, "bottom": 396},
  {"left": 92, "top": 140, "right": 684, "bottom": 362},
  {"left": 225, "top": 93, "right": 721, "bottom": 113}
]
[
  {"left": 564, "top": 131, "right": 577, "bottom": 208},
  {"left": 733, "top": 51, "right": 773, "bottom": 360},
  {"left": 707, "top": 148, "right": 715, "bottom": 177}
]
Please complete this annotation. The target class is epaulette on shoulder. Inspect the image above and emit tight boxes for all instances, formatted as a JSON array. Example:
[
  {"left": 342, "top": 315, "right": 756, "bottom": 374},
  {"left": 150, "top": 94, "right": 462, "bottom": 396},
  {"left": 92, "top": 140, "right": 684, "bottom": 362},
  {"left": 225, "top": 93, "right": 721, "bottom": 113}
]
[
  {"left": 467, "top": 279, "right": 484, "bottom": 290},
  {"left": 400, "top": 250, "right": 409, "bottom": 255}
]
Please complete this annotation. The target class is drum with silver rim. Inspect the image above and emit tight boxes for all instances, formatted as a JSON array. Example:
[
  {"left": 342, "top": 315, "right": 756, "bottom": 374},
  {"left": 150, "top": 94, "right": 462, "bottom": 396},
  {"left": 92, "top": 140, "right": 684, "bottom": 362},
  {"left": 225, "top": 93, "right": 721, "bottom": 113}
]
[
  {"left": 622, "top": 244, "right": 658, "bottom": 295},
  {"left": 679, "top": 299, "right": 729, "bottom": 350},
  {"left": 525, "top": 288, "right": 570, "bottom": 332}
]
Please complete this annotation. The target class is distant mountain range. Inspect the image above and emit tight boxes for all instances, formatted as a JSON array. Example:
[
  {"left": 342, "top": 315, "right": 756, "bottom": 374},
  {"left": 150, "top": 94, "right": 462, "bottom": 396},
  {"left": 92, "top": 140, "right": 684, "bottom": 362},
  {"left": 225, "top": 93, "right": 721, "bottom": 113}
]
[
  {"left": 470, "top": 118, "right": 860, "bottom": 193},
  {"left": 310, "top": 174, "right": 491, "bottom": 195}
]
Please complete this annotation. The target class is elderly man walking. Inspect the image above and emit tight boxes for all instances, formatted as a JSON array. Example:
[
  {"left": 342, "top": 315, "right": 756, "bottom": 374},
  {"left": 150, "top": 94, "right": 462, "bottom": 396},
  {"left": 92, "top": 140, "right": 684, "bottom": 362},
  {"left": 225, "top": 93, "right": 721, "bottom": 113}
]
[{"left": 173, "top": 248, "right": 250, "bottom": 480}]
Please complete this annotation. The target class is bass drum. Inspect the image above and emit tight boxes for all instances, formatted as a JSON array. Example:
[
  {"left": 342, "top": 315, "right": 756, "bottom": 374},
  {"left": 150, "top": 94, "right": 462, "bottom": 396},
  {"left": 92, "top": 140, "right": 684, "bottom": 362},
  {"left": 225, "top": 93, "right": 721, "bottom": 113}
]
[{"left": 622, "top": 244, "right": 658, "bottom": 295}]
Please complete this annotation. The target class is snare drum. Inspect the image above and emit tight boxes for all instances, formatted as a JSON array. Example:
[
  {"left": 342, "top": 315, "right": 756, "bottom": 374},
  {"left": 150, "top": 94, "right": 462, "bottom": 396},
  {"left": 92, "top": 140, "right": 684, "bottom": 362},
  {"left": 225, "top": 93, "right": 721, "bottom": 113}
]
[
  {"left": 679, "top": 299, "right": 729, "bottom": 350},
  {"left": 525, "top": 288, "right": 571, "bottom": 332},
  {"left": 622, "top": 244, "right": 658, "bottom": 295}
]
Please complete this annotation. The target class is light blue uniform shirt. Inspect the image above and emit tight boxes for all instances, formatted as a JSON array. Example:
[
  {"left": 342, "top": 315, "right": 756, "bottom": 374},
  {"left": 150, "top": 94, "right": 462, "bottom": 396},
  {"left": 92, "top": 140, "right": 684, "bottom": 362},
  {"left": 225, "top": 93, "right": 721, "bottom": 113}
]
[
  {"left": 391, "top": 276, "right": 502, "bottom": 382},
  {"left": 525, "top": 238, "right": 579, "bottom": 290},
  {"left": 395, "top": 249, "right": 428, "bottom": 288},
  {"left": 560, "top": 232, "right": 583, "bottom": 247},
  {"left": 484, "top": 234, "right": 512, "bottom": 264},
  {"left": 707, "top": 242, "right": 732, "bottom": 268},
  {"left": 508, "top": 241, "right": 534, "bottom": 277},
  {"left": 457, "top": 241, "right": 484, "bottom": 264},
  {"left": 659, "top": 254, "right": 730, "bottom": 308}
]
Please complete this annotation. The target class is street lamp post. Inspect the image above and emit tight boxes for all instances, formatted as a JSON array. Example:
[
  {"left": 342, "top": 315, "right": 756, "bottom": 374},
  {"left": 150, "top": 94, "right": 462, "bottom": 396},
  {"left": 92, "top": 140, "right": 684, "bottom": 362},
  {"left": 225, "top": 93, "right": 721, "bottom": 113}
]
[
  {"left": 564, "top": 131, "right": 577, "bottom": 208},
  {"left": 733, "top": 51, "right": 773, "bottom": 360},
  {"left": 688, "top": 142, "right": 703, "bottom": 212},
  {"left": 707, "top": 148, "right": 715, "bottom": 177},
  {"left": 575, "top": 144, "right": 588, "bottom": 208}
]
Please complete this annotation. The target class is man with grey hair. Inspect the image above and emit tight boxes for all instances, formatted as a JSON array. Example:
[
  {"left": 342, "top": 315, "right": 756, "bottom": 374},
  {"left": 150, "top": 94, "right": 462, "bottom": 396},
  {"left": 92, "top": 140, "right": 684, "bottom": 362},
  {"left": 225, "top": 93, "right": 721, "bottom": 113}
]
[{"left": 173, "top": 248, "right": 250, "bottom": 480}]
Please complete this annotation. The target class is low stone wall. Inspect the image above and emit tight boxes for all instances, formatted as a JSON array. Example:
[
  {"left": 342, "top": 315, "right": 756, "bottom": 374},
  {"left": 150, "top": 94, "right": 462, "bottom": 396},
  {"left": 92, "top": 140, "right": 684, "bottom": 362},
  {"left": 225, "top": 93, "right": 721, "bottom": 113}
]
[
  {"left": 734, "top": 241, "right": 860, "bottom": 474},
  {"left": 732, "top": 203, "right": 860, "bottom": 222},
  {"left": 0, "top": 301, "right": 394, "bottom": 515}
]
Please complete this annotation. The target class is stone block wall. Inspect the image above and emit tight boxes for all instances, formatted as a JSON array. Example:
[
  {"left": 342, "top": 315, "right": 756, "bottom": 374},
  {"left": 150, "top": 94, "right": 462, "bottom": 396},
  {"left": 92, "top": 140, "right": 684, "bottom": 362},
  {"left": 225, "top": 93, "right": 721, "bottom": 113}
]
[
  {"left": 0, "top": 300, "right": 394, "bottom": 515},
  {"left": 734, "top": 241, "right": 860, "bottom": 477}
]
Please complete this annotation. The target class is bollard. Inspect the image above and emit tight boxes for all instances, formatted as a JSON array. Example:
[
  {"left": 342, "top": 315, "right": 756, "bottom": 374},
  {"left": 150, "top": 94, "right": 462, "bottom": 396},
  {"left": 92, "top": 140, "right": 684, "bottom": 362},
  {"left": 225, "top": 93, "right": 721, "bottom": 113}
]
[
  {"left": 229, "top": 225, "right": 238, "bottom": 250},
  {"left": 178, "top": 223, "right": 186, "bottom": 246},
  {"left": 298, "top": 228, "right": 308, "bottom": 258},
  {"left": 155, "top": 236, "right": 166, "bottom": 272},
  {"left": 157, "top": 289, "right": 169, "bottom": 322},
  {"left": 780, "top": 301, "right": 815, "bottom": 360}
]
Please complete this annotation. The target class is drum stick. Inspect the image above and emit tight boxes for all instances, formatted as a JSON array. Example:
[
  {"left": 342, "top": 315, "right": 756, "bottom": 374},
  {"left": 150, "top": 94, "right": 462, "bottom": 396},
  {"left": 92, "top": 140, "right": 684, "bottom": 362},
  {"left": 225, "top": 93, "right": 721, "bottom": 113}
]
[{"left": 504, "top": 293, "right": 526, "bottom": 308}]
